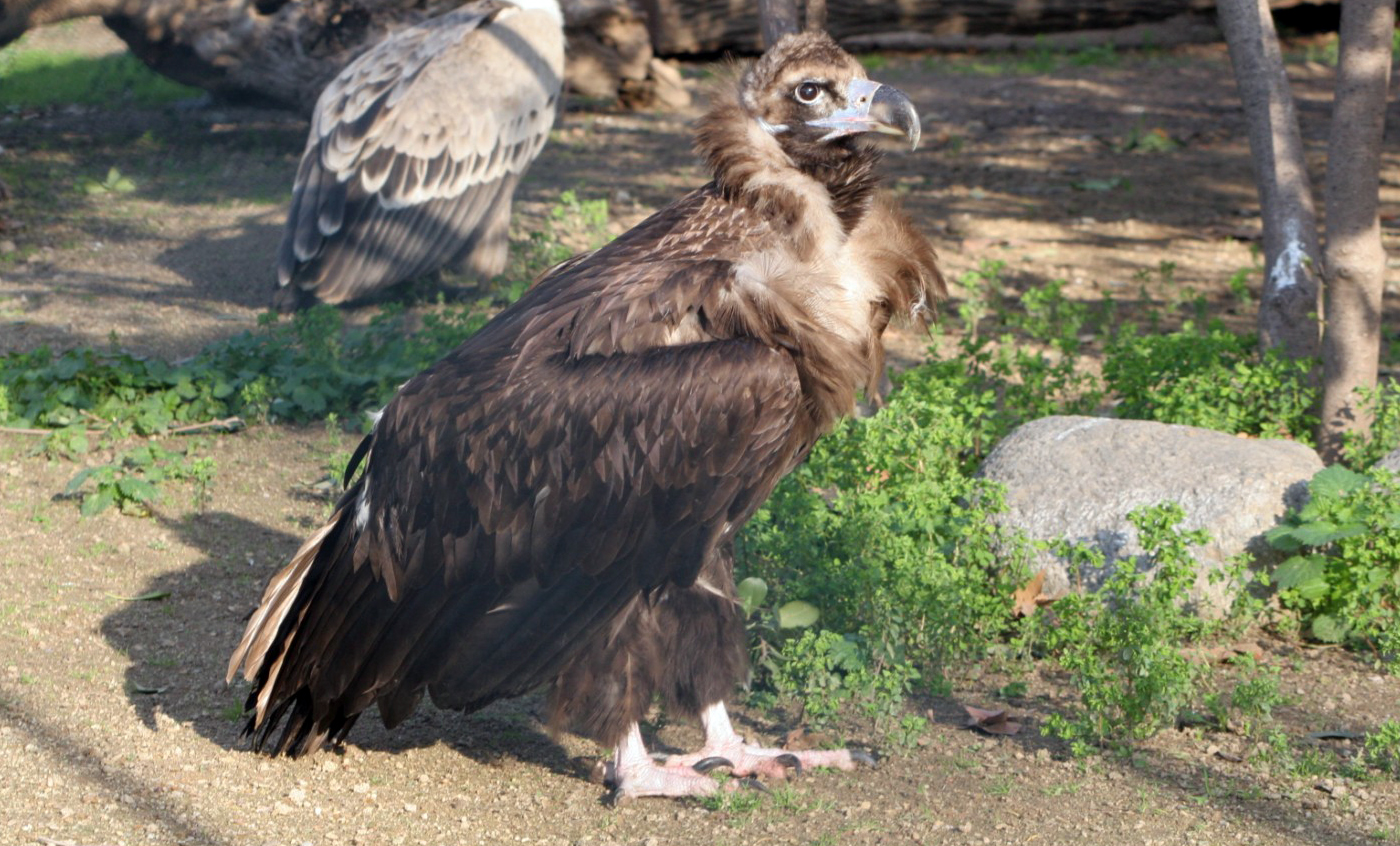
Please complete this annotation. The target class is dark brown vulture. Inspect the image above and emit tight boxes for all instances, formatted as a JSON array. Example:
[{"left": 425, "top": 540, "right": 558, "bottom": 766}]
[
  {"left": 273, "top": 0, "right": 564, "bottom": 311},
  {"left": 230, "top": 30, "right": 944, "bottom": 800}
]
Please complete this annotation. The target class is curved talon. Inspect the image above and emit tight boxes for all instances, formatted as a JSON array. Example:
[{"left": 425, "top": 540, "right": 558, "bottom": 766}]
[
  {"left": 774, "top": 752, "right": 803, "bottom": 775},
  {"left": 692, "top": 756, "right": 735, "bottom": 773},
  {"left": 849, "top": 749, "right": 879, "bottom": 768},
  {"left": 738, "top": 776, "right": 769, "bottom": 794},
  {"left": 605, "top": 787, "right": 632, "bottom": 808}
]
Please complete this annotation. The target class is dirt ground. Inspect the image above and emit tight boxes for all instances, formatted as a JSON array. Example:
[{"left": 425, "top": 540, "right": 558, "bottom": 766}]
[{"left": 2, "top": 17, "right": 1400, "bottom": 846}]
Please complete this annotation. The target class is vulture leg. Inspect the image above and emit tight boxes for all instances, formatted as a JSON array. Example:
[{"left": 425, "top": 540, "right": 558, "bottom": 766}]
[
  {"left": 607, "top": 722, "right": 722, "bottom": 802},
  {"left": 661, "top": 702, "right": 875, "bottom": 780}
]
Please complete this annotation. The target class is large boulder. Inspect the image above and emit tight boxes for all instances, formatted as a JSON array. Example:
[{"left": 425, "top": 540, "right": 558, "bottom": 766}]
[
  {"left": 1375, "top": 446, "right": 1400, "bottom": 474},
  {"left": 977, "top": 415, "right": 1324, "bottom": 616}
]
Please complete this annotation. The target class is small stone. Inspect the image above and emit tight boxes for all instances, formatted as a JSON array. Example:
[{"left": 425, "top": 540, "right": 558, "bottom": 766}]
[
  {"left": 403, "top": 802, "right": 417, "bottom": 812},
  {"left": 274, "top": 801, "right": 294, "bottom": 815}
]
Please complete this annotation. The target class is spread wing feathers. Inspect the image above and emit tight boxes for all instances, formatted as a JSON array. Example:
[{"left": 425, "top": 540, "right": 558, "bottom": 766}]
[
  {"left": 275, "top": 2, "right": 564, "bottom": 306},
  {"left": 227, "top": 337, "right": 805, "bottom": 755}
]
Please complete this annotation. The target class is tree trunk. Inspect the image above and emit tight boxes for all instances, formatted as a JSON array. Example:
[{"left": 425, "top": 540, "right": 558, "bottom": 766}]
[
  {"left": 1317, "top": 0, "right": 1394, "bottom": 463},
  {"left": 757, "top": 0, "right": 800, "bottom": 48},
  {"left": 1216, "top": 0, "right": 1322, "bottom": 362},
  {"left": 2, "top": 0, "right": 677, "bottom": 113}
]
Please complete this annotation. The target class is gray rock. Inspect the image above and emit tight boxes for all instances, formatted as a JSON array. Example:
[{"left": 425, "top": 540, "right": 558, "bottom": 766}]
[
  {"left": 977, "top": 415, "right": 1323, "bottom": 616},
  {"left": 1375, "top": 447, "right": 1400, "bottom": 474}
]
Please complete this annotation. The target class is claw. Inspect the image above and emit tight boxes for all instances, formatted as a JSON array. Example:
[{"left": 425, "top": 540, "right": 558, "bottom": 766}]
[
  {"left": 774, "top": 752, "right": 803, "bottom": 775},
  {"left": 605, "top": 787, "right": 633, "bottom": 808},
  {"left": 737, "top": 776, "right": 769, "bottom": 794},
  {"left": 849, "top": 749, "right": 879, "bottom": 768},
  {"left": 691, "top": 756, "right": 735, "bottom": 773}
]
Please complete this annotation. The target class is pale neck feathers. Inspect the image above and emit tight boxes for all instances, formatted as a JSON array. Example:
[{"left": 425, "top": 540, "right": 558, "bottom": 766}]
[{"left": 691, "top": 97, "right": 943, "bottom": 428}]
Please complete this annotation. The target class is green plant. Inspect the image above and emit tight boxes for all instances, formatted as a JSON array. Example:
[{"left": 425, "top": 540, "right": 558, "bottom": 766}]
[
  {"left": 1035, "top": 503, "right": 1209, "bottom": 749},
  {"left": 1103, "top": 322, "right": 1317, "bottom": 440},
  {"left": 1265, "top": 465, "right": 1400, "bottom": 646},
  {"left": 1343, "top": 382, "right": 1400, "bottom": 468},
  {"left": 738, "top": 356, "right": 1035, "bottom": 736},
  {"left": 509, "top": 189, "right": 611, "bottom": 284},
  {"left": 0, "top": 45, "right": 200, "bottom": 108},
  {"left": 64, "top": 442, "right": 214, "bottom": 517},
  {"left": 1205, "top": 654, "right": 1284, "bottom": 738},
  {"left": 1226, "top": 266, "right": 1255, "bottom": 309},
  {"left": 1, "top": 299, "right": 500, "bottom": 513},
  {"left": 81, "top": 167, "right": 136, "bottom": 195},
  {"left": 952, "top": 259, "right": 1007, "bottom": 343},
  {"left": 1115, "top": 122, "right": 1179, "bottom": 155},
  {"left": 1366, "top": 720, "right": 1400, "bottom": 778}
]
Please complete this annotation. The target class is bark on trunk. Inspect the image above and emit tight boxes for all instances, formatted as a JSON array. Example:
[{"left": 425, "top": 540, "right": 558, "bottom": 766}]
[
  {"left": 1217, "top": 0, "right": 1322, "bottom": 361},
  {"left": 757, "top": 0, "right": 800, "bottom": 48},
  {"left": 1317, "top": 0, "right": 1394, "bottom": 463},
  {"left": 3, "top": 0, "right": 680, "bottom": 113}
]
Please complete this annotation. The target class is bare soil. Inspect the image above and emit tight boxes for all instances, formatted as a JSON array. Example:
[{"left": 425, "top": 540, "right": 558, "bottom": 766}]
[{"left": 2, "top": 19, "right": 1400, "bottom": 846}]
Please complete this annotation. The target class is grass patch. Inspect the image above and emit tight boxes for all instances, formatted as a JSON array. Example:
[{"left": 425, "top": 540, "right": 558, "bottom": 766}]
[{"left": 0, "top": 44, "right": 200, "bottom": 108}]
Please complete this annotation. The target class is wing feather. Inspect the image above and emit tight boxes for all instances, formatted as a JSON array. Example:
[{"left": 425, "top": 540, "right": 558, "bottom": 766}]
[
  {"left": 233, "top": 334, "right": 805, "bottom": 751},
  {"left": 274, "top": 2, "right": 564, "bottom": 306}
]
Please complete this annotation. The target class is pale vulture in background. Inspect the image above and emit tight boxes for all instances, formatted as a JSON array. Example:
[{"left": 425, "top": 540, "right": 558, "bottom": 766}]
[{"left": 274, "top": 0, "right": 565, "bottom": 310}]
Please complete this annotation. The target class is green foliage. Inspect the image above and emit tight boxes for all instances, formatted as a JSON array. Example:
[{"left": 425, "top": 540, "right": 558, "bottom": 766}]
[
  {"left": 1103, "top": 322, "right": 1317, "bottom": 440},
  {"left": 0, "top": 345, "right": 233, "bottom": 437},
  {"left": 1343, "top": 382, "right": 1400, "bottom": 468},
  {"left": 509, "top": 189, "right": 611, "bottom": 286},
  {"left": 1264, "top": 465, "right": 1400, "bottom": 646},
  {"left": 1115, "top": 122, "right": 1179, "bottom": 155},
  {"left": 1226, "top": 266, "right": 1255, "bottom": 309},
  {"left": 764, "top": 629, "right": 920, "bottom": 734},
  {"left": 933, "top": 262, "right": 1104, "bottom": 454},
  {"left": 2, "top": 301, "right": 494, "bottom": 514},
  {"left": 1366, "top": 720, "right": 1400, "bottom": 778},
  {"left": 64, "top": 443, "right": 215, "bottom": 517},
  {"left": 80, "top": 167, "right": 137, "bottom": 195},
  {"left": 0, "top": 45, "right": 200, "bottom": 108},
  {"left": 922, "top": 39, "right": 1120, "bottom": 76},
  {"left": 1033, "top": 503, "right": 1209, "bottom": 749},
  {"left": 738, "top": 359, "right": 1034, "bottom": 739},
  {"left": 1204, "top": 654, "right": 1285, "bottom": 738},
  {"left": 0, "top": 302, "right": 492, "bottom": 436}
]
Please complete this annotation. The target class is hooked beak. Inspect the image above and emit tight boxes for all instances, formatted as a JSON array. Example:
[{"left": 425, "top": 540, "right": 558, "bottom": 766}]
[{"left": 806, "top": 78, "right": 921, "bottom": 151}]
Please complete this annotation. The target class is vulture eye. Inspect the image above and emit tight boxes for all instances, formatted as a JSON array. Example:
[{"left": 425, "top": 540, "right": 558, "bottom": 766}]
[{"left": 794, "top": 81, "right": 823, "bottom": 104}]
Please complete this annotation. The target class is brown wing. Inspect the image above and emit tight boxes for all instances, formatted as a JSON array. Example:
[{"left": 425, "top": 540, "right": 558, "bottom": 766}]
[
  {"left": 274, "top": 2, "right": 564, "bottom": 308},
  {"left": 229, "top": 333, "right": 804, "bottom": 753}
]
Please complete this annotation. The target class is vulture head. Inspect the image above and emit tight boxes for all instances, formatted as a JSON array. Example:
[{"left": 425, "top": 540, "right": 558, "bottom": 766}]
[{"left": 739, "top": 32, "right": 920, "bottom": 162}]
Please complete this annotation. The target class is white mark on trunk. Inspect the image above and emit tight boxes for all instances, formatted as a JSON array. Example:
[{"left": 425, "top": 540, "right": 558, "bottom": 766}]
[{"left": 1269, "top": 219, "right": 1310, "bottom": 292}]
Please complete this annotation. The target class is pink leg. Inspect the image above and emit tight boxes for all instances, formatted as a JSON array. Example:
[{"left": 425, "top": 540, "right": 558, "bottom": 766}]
[
  {"left": 660, "top": 702, "right": 876, "bottom": 781},
  {"left": 606, "top": 722, "right": 722, "bottom": 803}
]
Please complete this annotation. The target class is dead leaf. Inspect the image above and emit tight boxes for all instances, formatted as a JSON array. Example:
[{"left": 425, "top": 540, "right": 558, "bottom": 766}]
[
  {"left": 782, "top": 727, "right": 834, "bottom": 751},
  {"left": 1186, "top": 643, "right": 1265, "bottom": 664},
  {"left": 1012, "top": 570, "right": 1053, "bottom": 618},
  {"left": 963, "top": 705, "right": 1022, "bottom": 735}
]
